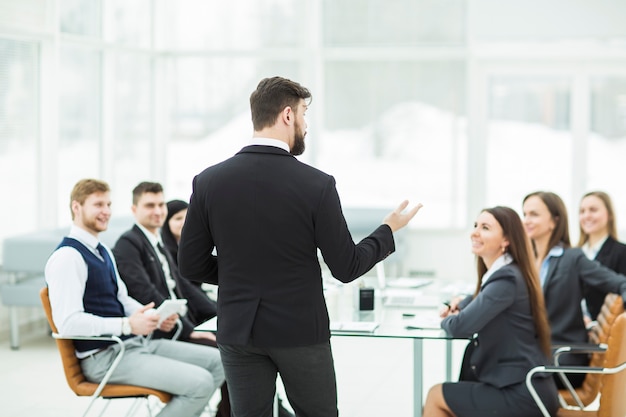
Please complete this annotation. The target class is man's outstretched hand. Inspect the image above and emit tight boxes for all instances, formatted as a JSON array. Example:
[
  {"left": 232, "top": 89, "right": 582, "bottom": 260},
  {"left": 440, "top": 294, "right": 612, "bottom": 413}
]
[{"left": 383, "top": 200, "right": 423, "bottom": 233}]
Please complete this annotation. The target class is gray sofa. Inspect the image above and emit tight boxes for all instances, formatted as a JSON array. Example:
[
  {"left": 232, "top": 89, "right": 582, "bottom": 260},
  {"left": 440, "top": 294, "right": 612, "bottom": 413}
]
[{"left": 0, "top": 217, "right": 134, "bottom": 349}]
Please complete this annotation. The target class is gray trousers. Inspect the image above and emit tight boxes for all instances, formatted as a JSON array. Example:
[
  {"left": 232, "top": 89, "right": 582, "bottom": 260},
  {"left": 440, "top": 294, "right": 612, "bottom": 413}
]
[
  {"left": 218, "top": 341, "right": 339, "bottom": 417},
  {"left": 81, "top": 337, "right": 225, "bottom": 417}
]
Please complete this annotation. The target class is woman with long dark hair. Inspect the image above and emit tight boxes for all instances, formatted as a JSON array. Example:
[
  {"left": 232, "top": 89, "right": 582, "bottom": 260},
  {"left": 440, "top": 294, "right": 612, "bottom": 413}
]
[{"left": 424, "top": 206, "right": 558, "bottom": 417}]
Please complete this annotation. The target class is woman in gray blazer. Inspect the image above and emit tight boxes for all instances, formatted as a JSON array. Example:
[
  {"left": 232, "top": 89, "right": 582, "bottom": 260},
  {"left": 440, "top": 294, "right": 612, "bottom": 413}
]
[
  {"left": 522, "top": 191, "right": 626, "bottom": 388},
  {"left": 424, "top": 206, "right": 558, "bottom": 417}
]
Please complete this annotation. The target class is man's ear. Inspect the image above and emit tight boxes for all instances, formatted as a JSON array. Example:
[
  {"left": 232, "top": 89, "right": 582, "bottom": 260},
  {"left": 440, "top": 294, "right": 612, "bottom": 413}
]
[
  {"left": 71, "top": 200, "right": 80, "bottom": 217},
  {"left": 282, "top": 106, "right": 293, "bottom": 124}
]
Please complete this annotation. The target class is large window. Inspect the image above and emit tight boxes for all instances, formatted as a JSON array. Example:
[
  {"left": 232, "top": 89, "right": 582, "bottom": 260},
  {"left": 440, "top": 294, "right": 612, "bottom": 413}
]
[
  {"left": 323, "top": 0, "right": 466, "bottom": 46},
  {"left": 60, "top": 0, "right": 102, "bottom": 37},
  {"left": 164, "top": 58, "right": 301, "bottom": 198},
  {"left": 486, "top": 76, "right": 572, "bottom": 211},
  {"left": 58, "top": 46, "right": 101, "bottom": 223},
  {"left": 0, "top": 39, "right": 39, "bottom": 240},
  {"left": 2, "top": 0, "right": 626, "bottom": 257},
  {"left": 320, "top": 61, "right": 467, "bottom": 228},
  {"left": 157, "top": 0, "right": 304, "bottom": 50},
  {"left": 588, "top": 76, "right": 626, "bottom": 228},
  {"left": 110, "top": 52, "right": 153, "bottom": 207}
]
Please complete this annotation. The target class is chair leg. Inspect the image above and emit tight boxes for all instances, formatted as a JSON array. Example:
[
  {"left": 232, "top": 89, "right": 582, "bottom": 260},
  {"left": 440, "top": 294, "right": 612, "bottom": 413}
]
[
  {"left": 82, "top": 395, "right": 104, "bottom": 417},
  {"left": 146, "top": 398, "right": 154, "bottom": 417},
  {"left": 95, "top": 399, "right": 112, "bottom": 417},
  {"left": 9, "top": 306, "right": 20, "bottom": 350},
  {"left": 122, "top": 398, "right": 143, "bottom": 417}
]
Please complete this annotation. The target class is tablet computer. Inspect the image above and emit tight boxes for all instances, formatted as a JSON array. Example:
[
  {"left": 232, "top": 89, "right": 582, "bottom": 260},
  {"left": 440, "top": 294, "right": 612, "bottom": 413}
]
[{"left": 155, "top": 299, "right": 187, "bottom": 325}]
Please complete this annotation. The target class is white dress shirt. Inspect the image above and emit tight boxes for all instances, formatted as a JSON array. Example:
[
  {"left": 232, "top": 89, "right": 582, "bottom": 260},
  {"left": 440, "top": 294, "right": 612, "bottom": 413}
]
[
  {"left": 481, "top": 253, "right": 513, "bottom": 287},
  {"left": 582, "top": 235, "right": 608, "bottom": 260},
  {"left": 136, "top": 223, "right": 178, "bottom": 300},
  {"left": 249, "top": 137, "right": 290, "bottom": 152},
  {"left": 44, "top": 224, "right": 142, "bottom": 356}
]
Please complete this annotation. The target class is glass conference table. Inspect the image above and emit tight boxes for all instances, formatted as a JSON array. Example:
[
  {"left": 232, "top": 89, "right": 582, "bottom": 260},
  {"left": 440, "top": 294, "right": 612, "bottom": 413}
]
[{"left": 196, "top": 280, "right": 466, "bottom": 417}]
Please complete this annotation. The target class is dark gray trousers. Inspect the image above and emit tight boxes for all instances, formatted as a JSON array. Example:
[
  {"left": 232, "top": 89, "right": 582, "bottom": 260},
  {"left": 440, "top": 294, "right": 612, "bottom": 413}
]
[{"left": 218, "top": 341, "right": 339, "bottom": 417}]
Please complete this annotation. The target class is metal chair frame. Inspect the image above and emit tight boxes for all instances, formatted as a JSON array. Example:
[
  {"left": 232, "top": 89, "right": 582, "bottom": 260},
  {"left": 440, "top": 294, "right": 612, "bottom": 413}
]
[{"left": 40, "top": 287, "right": 181, "bottom": 417}]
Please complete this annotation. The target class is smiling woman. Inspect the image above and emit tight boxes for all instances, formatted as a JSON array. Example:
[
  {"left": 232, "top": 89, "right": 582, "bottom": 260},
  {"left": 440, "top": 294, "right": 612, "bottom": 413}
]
[
  {"left": 423, "top": 206, "right": 556, "bottom": 417},
  {"left": 470, "top": 211, "right": 509, "bottom": 270},
  {"left": 577, "top": 191, "right": 626, "bottom": 320},
  {"left": 522, "top": 191, "right": 626, "bottom": 388}
]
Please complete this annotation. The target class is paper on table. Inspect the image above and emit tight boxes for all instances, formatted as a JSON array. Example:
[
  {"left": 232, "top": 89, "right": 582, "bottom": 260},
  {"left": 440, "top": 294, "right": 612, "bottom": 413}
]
[
  {"left": 386, "top": 277, "right": 434, "bottom": 289},
  {"left": 404, "top": 315, "right": 442, "bottom": 330},
  {"left": 330, "top": 321, "right": 379, "bottom": 333}
]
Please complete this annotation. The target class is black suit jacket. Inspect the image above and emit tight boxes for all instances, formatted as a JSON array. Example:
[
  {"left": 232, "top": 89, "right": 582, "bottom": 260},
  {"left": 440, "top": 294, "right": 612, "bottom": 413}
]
[
  {"left": 112, "top": 225, "right": 217, "bottom": 339},
  {"left": 583, "top": 237, "right": 626, "bottom": 319},
  {"left": 179, "top": 145, "right": 395, "bottom": 347},
  {"left": 543, "top": 247, "right": 626, "bottom": 366}
]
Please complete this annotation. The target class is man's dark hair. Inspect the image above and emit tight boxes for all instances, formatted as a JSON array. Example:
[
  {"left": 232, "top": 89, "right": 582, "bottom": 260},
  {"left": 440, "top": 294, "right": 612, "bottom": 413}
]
[
  {"left": 132, "top": 181, "right": 163, "bottom": 205},
  {"left": 250, "top": 76, "right": 312, "bottom": 131}
]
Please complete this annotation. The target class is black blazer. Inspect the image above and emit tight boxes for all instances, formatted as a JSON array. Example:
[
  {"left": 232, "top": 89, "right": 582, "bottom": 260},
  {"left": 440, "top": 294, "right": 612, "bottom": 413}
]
[
  {"left": 179, "top": 145, "right": 395, "bottom": 347},
  {"left": 543, "top": 247, "right": 626, "bottom": 365},
  {"left": 112, "top": 225, "right": 217, "bottom": 339},
  {"left": 583, "top": 237, "right": 626, "bottom": 319},
  {"left": 443, "top": 264, "right": 550, "bottom": 388}
]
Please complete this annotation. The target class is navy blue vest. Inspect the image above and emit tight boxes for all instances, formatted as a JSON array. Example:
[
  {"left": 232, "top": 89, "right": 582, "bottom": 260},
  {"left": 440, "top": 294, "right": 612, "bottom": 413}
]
[{"left": 57, "top": 237, "right": 130, "bottom": 352}]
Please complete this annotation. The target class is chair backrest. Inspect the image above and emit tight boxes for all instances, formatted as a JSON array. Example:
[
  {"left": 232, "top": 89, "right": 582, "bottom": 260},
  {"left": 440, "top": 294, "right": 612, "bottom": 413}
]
[
  {"left": 590, "top": 294, "right": 624, "bottom": 345},
  {"left": 560, "top": 294, "right": 624, "bottom": 406},
  {"left": 597, "top": 311, "right": 626, "bottom": 417},
  {"left": 40, "top": 286, "right": 100, "bottom": 396}
]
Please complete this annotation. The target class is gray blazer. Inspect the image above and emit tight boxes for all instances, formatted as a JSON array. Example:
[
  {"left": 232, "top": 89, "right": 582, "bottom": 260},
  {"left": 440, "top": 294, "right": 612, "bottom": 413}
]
[{"left": 442, "top": 264, "right": 549, "bottom": 388}]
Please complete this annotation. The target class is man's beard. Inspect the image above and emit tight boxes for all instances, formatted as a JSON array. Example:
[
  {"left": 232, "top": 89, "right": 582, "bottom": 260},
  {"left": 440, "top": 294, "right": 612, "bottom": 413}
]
[{"left": 290, "top": 123, "right": 306, "bottom": 156}]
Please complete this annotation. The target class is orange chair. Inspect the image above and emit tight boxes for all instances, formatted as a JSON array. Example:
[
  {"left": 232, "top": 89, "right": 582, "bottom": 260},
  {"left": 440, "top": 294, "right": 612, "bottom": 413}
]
[
  {"left": 556, "top": 294, "right": 624, "bottom": 408},
  {"left": 40, "top": 286, "right": 172, "bottom": 417},
  {"left": 527, "top": 311, "right": 626, "bottom": 417}
]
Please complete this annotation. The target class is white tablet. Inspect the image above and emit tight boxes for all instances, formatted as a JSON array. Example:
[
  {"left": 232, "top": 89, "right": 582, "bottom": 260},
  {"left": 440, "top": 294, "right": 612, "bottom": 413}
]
[{"left": 155, "top": 299, "right": 187, "bottom": 325}]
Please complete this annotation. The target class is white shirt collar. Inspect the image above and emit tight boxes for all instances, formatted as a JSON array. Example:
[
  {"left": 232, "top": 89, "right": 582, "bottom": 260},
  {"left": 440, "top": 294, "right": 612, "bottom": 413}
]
[
  {"left": 135, "top": 223, "right": 162, "bottom": 248},
  {"left": 68, "top": 224, "right": 101, "bottom": 251},
  {"left": 249, "top": 137, "right": 290, "bottom": 152},
  {"left": 481, "top": 253, "right": 513, "bottom": 286},
  {"left": 582, "top": 235, "right": 608, "bottom": 260}
]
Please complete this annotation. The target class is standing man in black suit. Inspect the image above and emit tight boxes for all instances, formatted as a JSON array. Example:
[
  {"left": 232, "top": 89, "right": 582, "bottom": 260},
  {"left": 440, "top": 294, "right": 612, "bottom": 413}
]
[{"left": 178, "top": 76, "right": 422, "bottom": 417}]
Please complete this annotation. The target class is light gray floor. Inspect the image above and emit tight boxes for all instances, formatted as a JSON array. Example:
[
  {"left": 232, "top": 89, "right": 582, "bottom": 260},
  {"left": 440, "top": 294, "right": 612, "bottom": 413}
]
[{"left": 0, "top": 325, "right": 467, "bottom": 417}]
